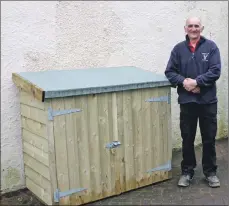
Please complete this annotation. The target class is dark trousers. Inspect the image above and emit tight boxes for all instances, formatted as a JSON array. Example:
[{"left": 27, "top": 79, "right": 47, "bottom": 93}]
[{"left": 180, "top": 102, "right": 218, "bottom": 177}]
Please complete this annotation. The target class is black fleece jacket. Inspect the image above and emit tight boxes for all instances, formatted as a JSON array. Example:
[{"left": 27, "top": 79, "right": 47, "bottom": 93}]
[{"left": 165, "top": 35, "right": 221, "bottom": 104}]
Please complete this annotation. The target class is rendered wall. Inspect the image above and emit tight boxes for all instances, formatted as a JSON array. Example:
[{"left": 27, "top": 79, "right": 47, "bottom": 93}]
[{"left": 1, "top": 1, "right": 228, "bottom": 193}]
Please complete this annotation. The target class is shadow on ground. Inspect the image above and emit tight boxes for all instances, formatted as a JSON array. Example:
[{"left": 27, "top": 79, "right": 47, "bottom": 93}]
[{"left": 1, "top": 138, "right": 228, "bottom": 205}]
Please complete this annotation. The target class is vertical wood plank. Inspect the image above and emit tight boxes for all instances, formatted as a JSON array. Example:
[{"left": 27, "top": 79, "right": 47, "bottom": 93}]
[
  {"left": 45, "top": 99, "right": 58, "bottom": 205},
  {"left": 97, "top": 93, "right": 112, "bottom": 197},
  {"left": 51, "top": 98, "right": 70, "bottom": 205},
  {"left": 87, "top": 94, "right": 102, "bottom": 200},
  {"left": 167, "top": 89, "right": 172, "bottom": 161},
  {"left": 131, "top": 89, "right": 144, "bottom": 187},
  {"left": 141, "top": 88, "right": 153, "bottom": 184},
  {"left": 107, "top": 93, "right": 116, "bottom": 195},
  {"left": 63, "top": 97, "right": 82, "bottom": 205},
  {"left": 78, "top": 95, "right": 91, "bottom": 204},
  {"left": 111, "top": 92, "right": 122, "bottom": 195},
  {"left": 123, "top": 91, "right": 136, "bottom": 190},
  {"left": 116, "top": 91, "right": 125, "bottom": 193},
  {"left": 152, "top": 88, "right": 163, "bottom": 182},
  {"left": 162, "top": 88, "right": 169, "bottom": 165}
]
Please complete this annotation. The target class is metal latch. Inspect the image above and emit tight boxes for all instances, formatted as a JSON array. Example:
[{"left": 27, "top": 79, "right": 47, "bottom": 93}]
[
  {"left": 145, "top": 95, "right": 169, "bottom": 103},
  {"left": 54, "top": 188, "right": 87, "bottom": 203},
  {"left": 48, "top": 107, "right": 82, "bottom": 121},
  {"left": 106, "top": 141, "right": 121, "bottom": 149}
]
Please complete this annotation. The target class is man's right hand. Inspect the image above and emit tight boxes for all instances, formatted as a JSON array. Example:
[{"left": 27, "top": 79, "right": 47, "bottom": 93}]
[
  {"left": 183, "top": 79, "right": 200, "bottom": 93},
  {"left": 191, "top": 86, "right": 200, "bottom": 93}
]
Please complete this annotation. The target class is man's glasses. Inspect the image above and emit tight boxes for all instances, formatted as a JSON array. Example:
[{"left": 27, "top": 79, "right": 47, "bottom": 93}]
[{"left": 187, "top": 24, "right": 200, "bottom": 28}]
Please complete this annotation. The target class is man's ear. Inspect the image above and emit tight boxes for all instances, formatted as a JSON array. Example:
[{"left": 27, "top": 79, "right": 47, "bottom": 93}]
[
  {"left": 184, "top": 26, "right": 187, "bottom": 33},
  {"left": 201, "top": 26, "right": 204, "bottom": 32}
]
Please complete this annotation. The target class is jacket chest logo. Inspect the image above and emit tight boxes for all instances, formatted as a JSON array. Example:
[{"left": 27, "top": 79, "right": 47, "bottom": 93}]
[{"left": 202, "top": 53, "right": 209, "bottom": 61}]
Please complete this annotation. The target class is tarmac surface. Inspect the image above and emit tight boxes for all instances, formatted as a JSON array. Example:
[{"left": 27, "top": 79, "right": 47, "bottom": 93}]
[{"left": 1, "top": 138, "right": 228, "bottom": 205}]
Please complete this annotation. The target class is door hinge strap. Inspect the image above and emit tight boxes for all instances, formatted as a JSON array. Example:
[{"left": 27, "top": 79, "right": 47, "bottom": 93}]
[
  {"left": 54, "top": 188, "right": 87, "bottom": 203},
  {"left": 147, "top": 160, "right": 171, "bottom": 173},
  {"left": 48, "top": 107, "right": 82, "bottom": 120},
  {"left": 145, "top": 95, "right": 169, "bottom": 103}
]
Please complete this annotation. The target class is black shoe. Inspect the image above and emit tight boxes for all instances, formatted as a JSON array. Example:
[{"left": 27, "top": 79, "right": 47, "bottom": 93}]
[
  {"left": 178, "top": 174, "right": 193, "bottom": 187},
  {"left": 205, "top": 175, "right": 220, "bottom": 188}
]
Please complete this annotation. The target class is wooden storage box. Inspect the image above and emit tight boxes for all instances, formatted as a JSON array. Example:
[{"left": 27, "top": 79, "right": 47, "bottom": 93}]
[{"left": 12, "top": 66, "right": 172, "bottom": 205}]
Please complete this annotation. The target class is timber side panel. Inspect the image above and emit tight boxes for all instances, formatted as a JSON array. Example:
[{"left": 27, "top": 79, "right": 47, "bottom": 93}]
[
  {"left": 20, "top": 90, "right": 45, "bottom": 110},
  {"left": 23, "top": 141, "right": 49, "bottom": 166},
  {"left": 20, "top": 92, "right": 52, "bottom": 205},
  {"left": 22, "top": 129, "right": 48, "bottom": 153},
  {"left": 23, "top": 153, "right": 50, "bottom": 181},
  {"left": 21, "top": 117, "right": 47, "bottom": 139},
  {"left": 25, "top": 176, "right": 52, "bottom": 205},
  {"left": 20, "top": 104, "right": 46, "bottom": 124},
  {"left": 21, "top": 129, "right": 52, "bottom": 205}
]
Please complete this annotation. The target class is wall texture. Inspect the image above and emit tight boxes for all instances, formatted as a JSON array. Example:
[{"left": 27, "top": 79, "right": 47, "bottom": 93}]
[{"left": 1, "top": 1, "right": 228, "bottom": 193}]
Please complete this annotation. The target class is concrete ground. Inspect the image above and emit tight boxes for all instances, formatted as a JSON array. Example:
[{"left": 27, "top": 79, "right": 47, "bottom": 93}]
[{"left": 1, "top": 138, "right": 228, "bottom": 205}]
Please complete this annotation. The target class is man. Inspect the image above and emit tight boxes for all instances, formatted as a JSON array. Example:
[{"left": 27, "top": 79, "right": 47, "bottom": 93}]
[{"left": 164, "top": 17, "right": 221, "bottom": 188}]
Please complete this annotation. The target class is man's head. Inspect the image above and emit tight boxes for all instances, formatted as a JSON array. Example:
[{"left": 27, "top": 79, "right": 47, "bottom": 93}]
[{"left": 184, "top": 17, "right": 204, "bottom": 40}]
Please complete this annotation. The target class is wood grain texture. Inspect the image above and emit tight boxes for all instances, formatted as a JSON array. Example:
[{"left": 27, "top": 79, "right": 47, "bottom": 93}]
[
  {"left": 44, "top": 99, "right": 58, "bottom": 205},
  {"left": 63, "top": 97, "right": 82, "bottom": 205},
  {"left": 20, "top": 95, "right": 52, "bottom": 205},
  {"left": 22, "top": 129, "right": 48, "bottom": 153},
  {"left": 19, "top": 85, "right": 172, "bottom": 206},
  {"left": 25, "top": 176, "right": 52, "bottom": 205},
  {"left": 21, "top": 104, "right": 46, "bottom": 124},
  {"left": 23, "top": 141, "right": 49, "bottom": 166},
  {"left": 20, "top": 91, "right": 45, "bottom": 110},
  {"left": 21, "top": 117, "right": 47, "bottom": 139},
  {"left": 12, "top": 73, "right": 44, "bottom": 102},
  {"left": 24, "top": 165, "right": 51, "bottom": 194},
  {"left": 51, "top": 98, "right": 71, "bottom": 205},
  {"left": 23, "top": 153, "right": 50, "bottom": 180}
]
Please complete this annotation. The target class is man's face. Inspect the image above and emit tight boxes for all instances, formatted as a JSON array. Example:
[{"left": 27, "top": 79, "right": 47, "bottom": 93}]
[{"left": 184, "top": 18, "right": 204, "bottom": 40}]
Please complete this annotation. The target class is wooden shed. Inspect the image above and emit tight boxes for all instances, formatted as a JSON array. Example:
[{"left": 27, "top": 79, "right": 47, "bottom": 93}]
[{"left": 12, "top": 66, "right": 172, "bottom": 205}]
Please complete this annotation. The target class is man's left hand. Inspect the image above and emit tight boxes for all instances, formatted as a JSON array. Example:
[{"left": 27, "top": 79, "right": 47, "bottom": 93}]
[{"left": 183, "top": 78, "right": 197, "bottom": 91}]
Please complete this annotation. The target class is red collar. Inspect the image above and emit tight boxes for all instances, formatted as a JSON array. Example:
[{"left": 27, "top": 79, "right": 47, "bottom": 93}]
[{"left": 189, "top": 40, "right": 199, "bottom": 52}]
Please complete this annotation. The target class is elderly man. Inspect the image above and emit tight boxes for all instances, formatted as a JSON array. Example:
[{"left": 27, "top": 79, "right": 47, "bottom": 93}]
[{"left": 164, "top": 17, "right": 221, "bottom": 188}]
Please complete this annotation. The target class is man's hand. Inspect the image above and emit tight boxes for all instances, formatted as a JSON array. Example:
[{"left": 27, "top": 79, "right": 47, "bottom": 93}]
[
  {"left": 183, "top": 78, "right": 198, "bottom": 91},
  {"left": 191, "top": 86, "right": 200, "bottom": 93}
]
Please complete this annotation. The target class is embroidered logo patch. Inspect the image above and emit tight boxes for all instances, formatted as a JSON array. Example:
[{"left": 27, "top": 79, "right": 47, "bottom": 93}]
[{"left": 202, "top": 53, "right": 209, "bottom": 61}]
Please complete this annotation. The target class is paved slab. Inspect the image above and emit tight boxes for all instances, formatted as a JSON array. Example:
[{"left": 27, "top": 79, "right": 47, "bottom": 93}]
[{"left": 1, "top": 138, "right": 228, "bottom": 205}]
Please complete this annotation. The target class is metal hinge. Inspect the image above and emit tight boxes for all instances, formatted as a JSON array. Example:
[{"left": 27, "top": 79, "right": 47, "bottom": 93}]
[
  {"left": 48, "top": 107, "right": 82, "bottom": 121},
  {"left": 145, "top": 95, "right": 170, "bottom": 104},
  {"left": 106, "top": 141, "right": 121, "bottom": 149},
  {"left": 147, "top": 160, "right": 171, "bottom": 173},
  {"left": 54, "top": 188, "right": 87, "bottom": 203}
]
